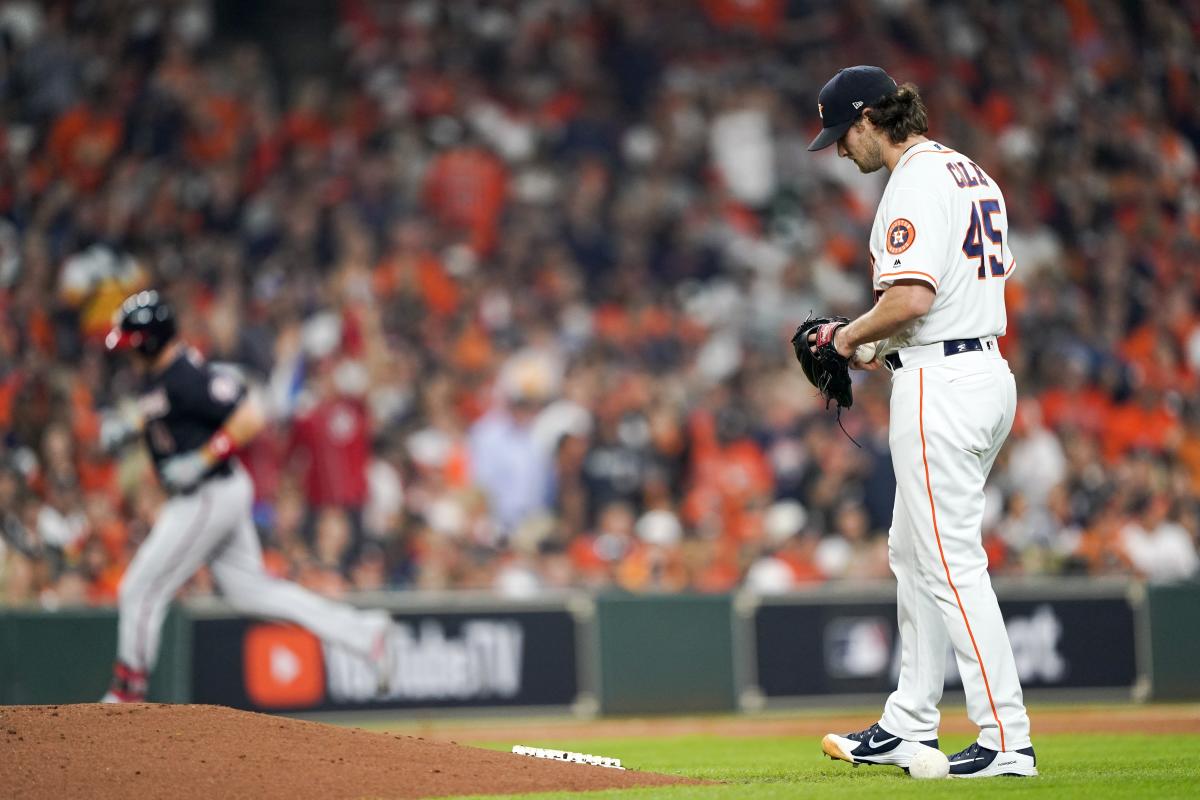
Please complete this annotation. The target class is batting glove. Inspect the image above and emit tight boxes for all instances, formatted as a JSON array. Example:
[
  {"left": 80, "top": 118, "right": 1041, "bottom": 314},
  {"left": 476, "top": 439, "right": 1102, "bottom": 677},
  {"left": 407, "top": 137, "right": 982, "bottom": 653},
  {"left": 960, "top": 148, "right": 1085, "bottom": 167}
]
[
  {"left": 160, "top": 449, "right": 213, "bottom": 493},
  {"left": 99, "top": 413, "right": 138, "bottom": 454}
]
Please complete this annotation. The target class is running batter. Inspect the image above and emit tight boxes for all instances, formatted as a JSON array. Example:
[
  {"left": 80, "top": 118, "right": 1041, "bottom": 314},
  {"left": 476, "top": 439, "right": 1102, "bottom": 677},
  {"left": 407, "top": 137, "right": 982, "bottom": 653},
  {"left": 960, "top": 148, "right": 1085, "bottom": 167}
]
[
  {"left": 100, "top": 290, "right": 393, "bottom": 703},
  {"left": 806, "top": 67, "right": 1036, "bottom": 778}
]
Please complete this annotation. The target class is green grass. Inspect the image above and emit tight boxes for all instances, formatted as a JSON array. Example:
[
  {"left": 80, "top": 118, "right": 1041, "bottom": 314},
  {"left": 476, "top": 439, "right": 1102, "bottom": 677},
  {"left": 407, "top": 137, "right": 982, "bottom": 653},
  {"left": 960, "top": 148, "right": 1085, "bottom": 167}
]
[{"left": 440, "top": 732, "right": 1200, "bottom": 800}]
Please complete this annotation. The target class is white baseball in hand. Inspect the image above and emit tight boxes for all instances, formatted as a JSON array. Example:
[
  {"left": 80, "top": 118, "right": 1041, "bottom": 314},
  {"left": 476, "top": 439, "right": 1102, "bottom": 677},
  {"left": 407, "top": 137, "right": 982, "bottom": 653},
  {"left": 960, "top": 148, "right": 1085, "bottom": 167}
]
[
  {"left": 908, "top": 747, "right": 950, "bottom": 779},
  {"left": 854, "top": 341, "right": 878, "bottom": 364}
]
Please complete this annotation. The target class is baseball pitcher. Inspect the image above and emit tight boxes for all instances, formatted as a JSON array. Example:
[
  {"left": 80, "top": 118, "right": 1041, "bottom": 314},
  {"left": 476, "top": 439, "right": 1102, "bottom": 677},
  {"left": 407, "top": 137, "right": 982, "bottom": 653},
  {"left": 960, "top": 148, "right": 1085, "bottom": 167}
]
[
  {"left": 802, "top": 66, "right": 1036, "bottom": 778},
  {"left": 100, "top": 291, "right": 394, "bottom": 703}
]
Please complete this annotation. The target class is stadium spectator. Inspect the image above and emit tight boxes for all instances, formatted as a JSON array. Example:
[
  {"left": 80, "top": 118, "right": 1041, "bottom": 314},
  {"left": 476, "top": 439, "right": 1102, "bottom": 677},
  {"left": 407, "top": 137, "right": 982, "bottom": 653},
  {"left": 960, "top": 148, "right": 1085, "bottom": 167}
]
[
  {"left": 468, "top": 351, "right": 559, "bottom": 538},
  {"left": 0, "top": 0, "right": 1199, "bottom": 605},
  {"left": 1120, "top": 493, "right": 1200, "bottom": 583}
]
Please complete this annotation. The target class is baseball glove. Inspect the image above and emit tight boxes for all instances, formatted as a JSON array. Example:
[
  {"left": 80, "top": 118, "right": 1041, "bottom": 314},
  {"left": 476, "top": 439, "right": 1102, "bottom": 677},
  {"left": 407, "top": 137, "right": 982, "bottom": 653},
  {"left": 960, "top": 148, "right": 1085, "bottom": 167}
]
[{"left": 790, "top": 314, "right": 853, "bottom": 410}]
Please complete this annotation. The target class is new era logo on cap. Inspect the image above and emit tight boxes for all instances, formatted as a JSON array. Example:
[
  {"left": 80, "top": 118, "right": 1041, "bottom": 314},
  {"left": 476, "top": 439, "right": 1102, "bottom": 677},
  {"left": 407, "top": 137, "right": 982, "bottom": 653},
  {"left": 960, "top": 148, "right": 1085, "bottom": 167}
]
[{"left": 807, "top": 66, "right": 898, "bottom": 151}]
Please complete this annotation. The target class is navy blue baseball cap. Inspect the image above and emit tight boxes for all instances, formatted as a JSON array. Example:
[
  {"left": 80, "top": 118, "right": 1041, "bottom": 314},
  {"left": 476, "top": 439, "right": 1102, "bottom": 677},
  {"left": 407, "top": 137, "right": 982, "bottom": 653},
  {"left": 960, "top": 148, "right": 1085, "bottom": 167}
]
[{"left": 807, "top": 66, "right": 898, "bottom": 151}]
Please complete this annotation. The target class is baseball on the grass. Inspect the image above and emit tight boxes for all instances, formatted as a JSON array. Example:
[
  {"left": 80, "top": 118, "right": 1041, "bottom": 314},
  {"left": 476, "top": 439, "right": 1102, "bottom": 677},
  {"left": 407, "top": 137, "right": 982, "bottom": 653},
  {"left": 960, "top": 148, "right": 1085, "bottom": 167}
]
[
  {"left": 908, "top": 748, "right": 950, "bottom": 779},
  {"left": 854, "top": 341, "right": 878, "bottom": 364}
]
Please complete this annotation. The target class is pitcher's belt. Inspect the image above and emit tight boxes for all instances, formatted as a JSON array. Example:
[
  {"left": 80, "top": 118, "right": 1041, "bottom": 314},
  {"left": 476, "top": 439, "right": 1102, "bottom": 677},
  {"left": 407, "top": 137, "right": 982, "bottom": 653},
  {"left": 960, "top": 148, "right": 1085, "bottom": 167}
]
[{"left": 884, "top": 337, "right": 996, "bottom": 370}]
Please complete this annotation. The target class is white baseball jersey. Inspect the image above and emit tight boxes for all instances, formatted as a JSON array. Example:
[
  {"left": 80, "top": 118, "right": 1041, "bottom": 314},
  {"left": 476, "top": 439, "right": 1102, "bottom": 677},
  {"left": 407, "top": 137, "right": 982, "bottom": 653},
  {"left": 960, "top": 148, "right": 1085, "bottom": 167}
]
[
  {"left": 870, "top": 141, "right": 1014, "bottom": 353},
  {"left": 866, "top": 139, "right": 1032, "bottom": 755},
  {"left": 116, "top": 465, "right": 392, "bottom": 673}
]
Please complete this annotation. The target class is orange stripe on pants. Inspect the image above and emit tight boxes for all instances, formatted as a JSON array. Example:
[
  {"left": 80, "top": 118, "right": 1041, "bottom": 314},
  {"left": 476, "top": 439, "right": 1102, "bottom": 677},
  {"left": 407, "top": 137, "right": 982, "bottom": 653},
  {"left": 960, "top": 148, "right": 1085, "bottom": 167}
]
[{"left": 919, "top": 368, "right": 1006, "bottom": 751}]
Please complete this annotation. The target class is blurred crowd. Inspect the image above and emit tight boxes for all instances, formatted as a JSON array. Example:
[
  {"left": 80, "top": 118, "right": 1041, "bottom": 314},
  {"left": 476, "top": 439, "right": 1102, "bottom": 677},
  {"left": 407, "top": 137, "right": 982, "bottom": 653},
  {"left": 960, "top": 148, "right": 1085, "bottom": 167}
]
[{"left": 1, "top": 0, "right": 1199, "bottom": 608}]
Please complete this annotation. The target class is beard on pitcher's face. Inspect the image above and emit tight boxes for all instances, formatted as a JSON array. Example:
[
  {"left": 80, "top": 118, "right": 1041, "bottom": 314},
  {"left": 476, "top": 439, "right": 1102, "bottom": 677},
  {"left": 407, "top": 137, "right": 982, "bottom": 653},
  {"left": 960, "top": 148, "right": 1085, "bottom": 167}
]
[{"left": 838, "top": 121, "right": 885, "bottom": 173}]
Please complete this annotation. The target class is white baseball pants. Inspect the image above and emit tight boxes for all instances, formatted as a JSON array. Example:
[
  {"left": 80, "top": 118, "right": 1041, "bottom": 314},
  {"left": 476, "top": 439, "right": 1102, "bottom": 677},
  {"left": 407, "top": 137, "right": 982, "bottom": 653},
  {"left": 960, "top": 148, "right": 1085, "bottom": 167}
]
[
  {"left": 878, "top": 342, "right": 1032, "bottom": 752},
  {"left": 117, "top": 465, "right": 385, "bottom": 672}
]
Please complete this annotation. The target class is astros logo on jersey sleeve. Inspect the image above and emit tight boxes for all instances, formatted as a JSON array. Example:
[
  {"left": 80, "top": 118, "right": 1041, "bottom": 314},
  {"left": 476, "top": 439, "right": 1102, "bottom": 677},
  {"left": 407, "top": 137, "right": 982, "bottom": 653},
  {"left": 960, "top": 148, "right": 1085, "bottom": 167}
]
[{"left": 886, "top": 219, "right": 916, "bottom": 254}]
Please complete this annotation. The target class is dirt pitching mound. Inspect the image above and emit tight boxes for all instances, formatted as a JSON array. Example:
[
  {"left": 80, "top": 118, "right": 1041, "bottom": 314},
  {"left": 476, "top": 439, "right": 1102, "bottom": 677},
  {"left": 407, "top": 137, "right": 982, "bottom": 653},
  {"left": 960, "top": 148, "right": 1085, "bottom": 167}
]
[{"left": 0, "top": 704, "right": 701, "bottom": 800}]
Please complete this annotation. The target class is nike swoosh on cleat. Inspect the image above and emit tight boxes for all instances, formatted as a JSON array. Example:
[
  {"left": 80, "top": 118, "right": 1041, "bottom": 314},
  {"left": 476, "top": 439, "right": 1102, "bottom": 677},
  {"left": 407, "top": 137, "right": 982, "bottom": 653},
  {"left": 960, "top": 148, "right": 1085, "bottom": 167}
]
[
  {"left": 867, "top": 736, "right": 898, "bottom": 748},
  {"left": 948, "top": 760, "right": 976, "bottom": 766}
]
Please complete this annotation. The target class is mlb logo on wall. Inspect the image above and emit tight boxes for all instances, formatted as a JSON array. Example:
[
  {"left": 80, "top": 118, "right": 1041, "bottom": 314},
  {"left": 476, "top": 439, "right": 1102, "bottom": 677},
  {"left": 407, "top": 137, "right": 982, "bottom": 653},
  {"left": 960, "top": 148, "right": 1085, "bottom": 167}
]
[{"left": 824, "top": 617, "right": 892, "bottom": 679}]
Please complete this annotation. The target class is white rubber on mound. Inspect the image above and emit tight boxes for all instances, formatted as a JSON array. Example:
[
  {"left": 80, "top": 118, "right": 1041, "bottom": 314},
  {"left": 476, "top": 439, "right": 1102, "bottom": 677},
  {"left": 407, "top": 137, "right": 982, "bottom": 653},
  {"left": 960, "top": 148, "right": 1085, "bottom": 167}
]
[{"left": 512, "top": 745, "right": 625, "bottom": 770}]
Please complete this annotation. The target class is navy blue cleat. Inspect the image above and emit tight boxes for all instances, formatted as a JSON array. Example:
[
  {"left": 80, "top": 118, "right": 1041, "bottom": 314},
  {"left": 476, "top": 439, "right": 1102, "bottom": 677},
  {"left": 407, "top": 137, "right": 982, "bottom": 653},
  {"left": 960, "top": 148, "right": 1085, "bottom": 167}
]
[
  {"left": 948, "top": 742, "right": 1038, "bottom": 777},
  {"left": 822, "top": 723, "right": 941, "bottom": 770}
]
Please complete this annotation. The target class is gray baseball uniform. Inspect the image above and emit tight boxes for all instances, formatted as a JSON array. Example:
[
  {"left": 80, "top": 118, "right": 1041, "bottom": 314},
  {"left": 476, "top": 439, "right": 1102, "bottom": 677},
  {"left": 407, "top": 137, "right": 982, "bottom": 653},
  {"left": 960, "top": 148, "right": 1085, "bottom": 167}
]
[{"left": 107, "top": 349, "right": 389, "bottom": 700}]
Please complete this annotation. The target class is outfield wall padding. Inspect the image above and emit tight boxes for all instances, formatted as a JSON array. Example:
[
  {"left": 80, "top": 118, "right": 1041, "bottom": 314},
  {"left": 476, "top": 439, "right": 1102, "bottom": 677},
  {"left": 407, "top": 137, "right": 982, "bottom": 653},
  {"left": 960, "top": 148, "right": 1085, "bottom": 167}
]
[
  {"left": 0, "top": 606, "right": 189, "bottom": 703},
  {"left": 1146, "top": 582, "right": 1200, "bottom": 700},
  {"left": 594, "top": 593, "right": 736, "bottom": 714},
  {"left": 1, "top": 578, "right": 1192, "bottom": 710}
]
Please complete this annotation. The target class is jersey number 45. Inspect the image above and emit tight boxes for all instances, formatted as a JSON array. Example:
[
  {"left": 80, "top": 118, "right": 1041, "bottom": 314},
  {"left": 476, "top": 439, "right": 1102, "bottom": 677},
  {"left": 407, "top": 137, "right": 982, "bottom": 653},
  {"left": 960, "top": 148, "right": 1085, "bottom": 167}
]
[{"left": 962, "top": 199, "right": 1004, "bottom": 279}]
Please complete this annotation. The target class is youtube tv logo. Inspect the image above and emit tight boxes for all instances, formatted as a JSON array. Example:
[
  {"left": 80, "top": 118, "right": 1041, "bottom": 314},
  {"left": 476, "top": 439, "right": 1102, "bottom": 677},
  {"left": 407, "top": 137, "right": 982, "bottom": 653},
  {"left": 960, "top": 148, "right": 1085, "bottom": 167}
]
[{"left": 243, "top": 623, "right": 326, "bottom": 709}]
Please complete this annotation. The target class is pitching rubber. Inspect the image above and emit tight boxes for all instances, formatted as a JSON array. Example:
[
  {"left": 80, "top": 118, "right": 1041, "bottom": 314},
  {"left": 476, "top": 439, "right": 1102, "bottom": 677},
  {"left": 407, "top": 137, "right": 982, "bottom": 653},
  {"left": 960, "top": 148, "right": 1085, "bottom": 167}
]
[{"left": 512, "top": 745, "right": 625, "bottom": 770}]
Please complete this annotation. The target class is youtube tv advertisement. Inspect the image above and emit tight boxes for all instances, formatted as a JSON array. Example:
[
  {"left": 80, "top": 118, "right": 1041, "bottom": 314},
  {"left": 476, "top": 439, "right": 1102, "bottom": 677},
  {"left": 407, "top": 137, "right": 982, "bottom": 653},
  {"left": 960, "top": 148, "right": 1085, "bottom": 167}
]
[{"left": 191, "top": 608, "right": 581, "bottom": 713}]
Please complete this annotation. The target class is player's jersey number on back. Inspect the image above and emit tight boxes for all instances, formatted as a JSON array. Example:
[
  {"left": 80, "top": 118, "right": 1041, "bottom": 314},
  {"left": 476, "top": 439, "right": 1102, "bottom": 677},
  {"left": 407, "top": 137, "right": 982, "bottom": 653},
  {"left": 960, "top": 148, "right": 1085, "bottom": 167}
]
[{"left": 961, "top": 199, "right": 1004, "bottom": 279}]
